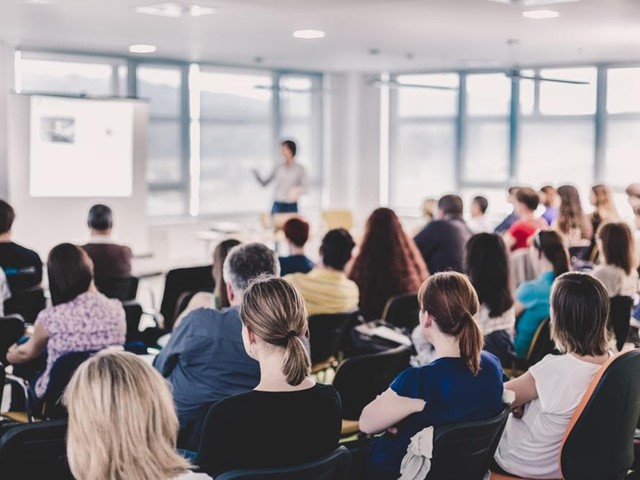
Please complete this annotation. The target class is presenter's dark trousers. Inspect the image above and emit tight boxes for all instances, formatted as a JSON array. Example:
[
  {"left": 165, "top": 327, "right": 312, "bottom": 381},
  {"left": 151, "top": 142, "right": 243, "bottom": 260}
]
[{"left": 271, "top": 201, "right": 298, "bottom": 214}]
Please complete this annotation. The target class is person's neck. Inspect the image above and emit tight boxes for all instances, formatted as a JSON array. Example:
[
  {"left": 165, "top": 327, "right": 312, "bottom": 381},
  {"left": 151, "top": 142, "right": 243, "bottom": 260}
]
[
  {"left": 471, "top": 213, "right": 484, "bottom": 219},
  {"left": 520, "top": 211, "right": 535, "bottom": 221},
  {"left": 569, "top": 350, "right": 610, "bottom": 365},
  {"left": 289, "top": 245, "right": 305, "bottom": 256},
  {"left": 317, "top": 262, "right": 343, "bottom": 274},
  {"left": 431, "top": 331, "right": 461, "bottom": 360},
  {"left": 255, "top": 349, "right": 312, "bottom": 392},
  {"left": 90, "top": 230, "right": 111, "bottom": 238},
  {"left": 0, "top": 232, "right": 11, "bottom": 243}
]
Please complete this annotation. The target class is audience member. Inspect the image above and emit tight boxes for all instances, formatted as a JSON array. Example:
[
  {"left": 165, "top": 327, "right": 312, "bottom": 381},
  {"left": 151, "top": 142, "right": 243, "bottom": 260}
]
[
  {"left": 466, "top": 233, "right": 516, "bottom": 364},
  {"left": 626, "top": 183, "right": 640, "bottom": 211},
  {"left": 504, "top": 187, "right": 546, "bottom": 251},
  {"left": 592, "top": 222, "right": 639, "bottom": 297},
  {"left": 174, "top": 238, "right": 241, "bottom": 328},
  {"left": 0, "top": 199, "right": 42, "bottom": 292},
  {"left": 154, "top": 243, "right": 278, "bottom": 429},
  {"left": 588, "top": 184, "right": 620, "bottom": 235},
  {"left": 81, "top": 204, "right": 133, "bottom": 279},
  {"left": 412, "top": 197, "right": 438, "bottom": 236},
  {"left": 279, "top": 217, "right": 314, "bottom": 276},
  {"left": 361, "top": 272, "right": 504, "bottom": 480},
  {"left": 554, "top": 185, "right": 592, "bottom": 245},
  {"left": 540, "top": 185, "right": 559, "bottom": 226},
  {"left": 513, "top": 230, "right": 570, "bottom": 358},
  {"left": 6, "top": 243, "right": 126, "bottom": 398},
  {"left": 467, "top": 195, "right": 492, "bottom": 234},
  {"left": 493, "top": 273, "right": 611, "bottom": 479},
  {"left": 285, "top": 228, "right": 359, "bottom": 316},
  {"left": 352, "top": 208, "right": 428, "bottom": 320},
  {"left": 0, "top": 267, "right": 9, "bottom": 316},
  {"left": 196, "top": 276, "right": 341, "bottom": 477},
  {"left": 634, "top": 205, "right": 640, "bottom": 265},
  {"left": 414, "top": 195, "right": 470, "bottom": 274},
  {"left": 494, "top": 187, "right": 521, "bottom": 233},
  {"left": 64, "top": 351, "right": 210, "bottom": 480}
]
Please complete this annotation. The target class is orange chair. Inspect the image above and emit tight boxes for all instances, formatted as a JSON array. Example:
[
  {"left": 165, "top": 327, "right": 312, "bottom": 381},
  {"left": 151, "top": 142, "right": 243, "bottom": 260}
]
[{"left": 490, "top": 350, "right": 640, "bottom": 480}]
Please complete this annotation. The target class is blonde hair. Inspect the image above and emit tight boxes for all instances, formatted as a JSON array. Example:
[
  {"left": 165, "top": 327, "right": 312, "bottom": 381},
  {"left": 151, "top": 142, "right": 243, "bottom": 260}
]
[
  {"left": 63, "top": 350, "right": 191, "bottom": 480},
  {"left": 240, "top": 275, "right": 310, "bottom": 385}
]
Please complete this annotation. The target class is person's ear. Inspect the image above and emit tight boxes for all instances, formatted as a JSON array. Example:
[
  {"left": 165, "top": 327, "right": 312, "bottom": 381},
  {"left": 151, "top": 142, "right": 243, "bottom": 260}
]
[{"left": 226, "top": 282, "right": 235, "bottom": 304}]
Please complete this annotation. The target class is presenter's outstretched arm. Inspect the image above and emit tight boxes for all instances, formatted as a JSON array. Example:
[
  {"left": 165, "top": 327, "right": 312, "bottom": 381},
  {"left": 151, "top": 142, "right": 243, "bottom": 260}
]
[{"left": 252, "top": 168, "right": 275, "bottom": 187}]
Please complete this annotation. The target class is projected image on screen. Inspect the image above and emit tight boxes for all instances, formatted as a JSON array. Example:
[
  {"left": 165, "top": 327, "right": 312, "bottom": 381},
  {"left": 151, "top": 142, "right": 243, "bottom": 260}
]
[
  {"left": 41, "top": 117, "right": 76, "bottom": 144},
  {"left": 30, "top": 96, "right": 134, "bottom": 197}
]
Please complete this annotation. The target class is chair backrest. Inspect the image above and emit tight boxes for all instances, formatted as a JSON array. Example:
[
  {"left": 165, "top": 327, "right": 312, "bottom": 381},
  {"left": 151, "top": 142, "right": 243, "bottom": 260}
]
[
  {"left": 609, "top": 296, "right": 633, "bottom": 352},
  {"left": 215, "top": 446, "right": 352, "bottom": 480},
  {"left": 160, "top": 265, "right": 214, "bottom": 330},
  {"left": 560, "top": 350, "right": 640, "bottom": 480},
  {"left": 427, "top": 406, "right": 510, "bottom": 480},
  {"left": 94, "top": 275, "right": 139, "bottom": 301},
  {"left": 175, "top": 290, "right": 199, "bottom": 320},
  {"left": 0, "top": 419, "right": 68, "bottom": 479},
  {"left": 308, "top": 312, "right": 358, "bottom": 365},
  {"left": 3, "top": 287, "right": 46, "bottom": 324},
  {"left": 382, "top": 293, "right": 420, "bottom": 331},
  {"left": 122, "top": 300, "right": 144, "bottom": 344},
  {"left": 333, "top": 346, "right": 412, "bottom": 420},
  {"left": 41, "top": 351, "right": 96, "bottom": 419},
  {"left": 0, "top": 315, "right": 26, "bottom": 365},
  {"left": 526, "top": 318, "right": 554, "bottom": 367}
]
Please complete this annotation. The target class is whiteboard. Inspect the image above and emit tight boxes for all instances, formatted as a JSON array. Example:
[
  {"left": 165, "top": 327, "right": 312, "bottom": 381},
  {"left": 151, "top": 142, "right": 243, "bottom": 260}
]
[{"left": 29, "top": 96, "right": 134, "bottom": 197}]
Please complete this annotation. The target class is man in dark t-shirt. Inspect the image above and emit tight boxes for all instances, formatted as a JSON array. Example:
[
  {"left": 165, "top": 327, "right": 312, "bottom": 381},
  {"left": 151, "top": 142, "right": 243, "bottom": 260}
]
[
  {"left": 0, "top": 200, "right": 43, "bottom": 292},
  {"left": 414, "top": 194, "right": 471, "bottom": 274},
  {"left": 81, "top": 204, "right": 133, "bottom": 278}
]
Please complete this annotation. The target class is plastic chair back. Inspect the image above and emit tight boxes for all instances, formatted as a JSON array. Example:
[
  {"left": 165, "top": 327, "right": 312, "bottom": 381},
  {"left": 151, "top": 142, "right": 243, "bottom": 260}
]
[
  {"left": 94, "top": 275, "right": 139, "bottom": 301},
  {"left": 215, "top": 445, "right": 352, "bottom": 480},
  {"left": 41, "top": 351, "right": 96, "bottom": 419},
  {"left": 0, "top": 315, "right": 26, "bottom": 365},
  {"left": 333, "top": 346, "right": 412, "bottom": 420},
  {"left": 526, "top": 318, "right": 554, "bottom": 367},
  {"left": 609, "top": 296, "right": 633, "bottom": 352},
  {"left": 160, "top": 265, "right": 214, "bottom": 330},
  {"left": 382, "top": 293, "right": 419, "bottom": 331},
  {"left": 4, "top": 287, "right": 46, "bottom": 324},
  {"left": 308, "top": 312, "right": 358, "bottom": 365}
]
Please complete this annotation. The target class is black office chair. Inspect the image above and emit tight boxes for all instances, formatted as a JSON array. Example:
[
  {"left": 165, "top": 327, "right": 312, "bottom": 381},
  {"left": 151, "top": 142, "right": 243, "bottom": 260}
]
[
  {"left": 41, "top": 351, "right": 96, "bottom": 419},
  {"left": 3, "top": 287, "right": 47, "bottom": 324},
  {"left": 308, "top": 311, "right": 358, "bottom": 372},
  {"left": 175, "top": 290, "right": 199, "bottom": 319},
  {"left": 510, "top": 318, "right": 555, "bottom": 376},
  {"left": 160, "top": 265, "right": 214, "bottom": 330},
  {"left": 0, "top": 419, "right": 68, "bottom": 480},
  {"left": 0, "top": 315, "right": 26, "bottom": 365},
  {"left": 123, "top": 300, "right": 143, "bottom": 343},
  {"left": 94, "top": 275, "right": 139, "bottom": 301},
  {"left": 214, "top": 446, "right": 352, "bottom": 480},
  {"left": 427, "top": 407, "right": 510, "bottom": 480},
  {"left": 609, "top": 296, "right": 633, "bottom": 352},
  {"left": 333, "top": 346, "right": 411, "bottom": 435},
  {"left": 382, "top": 293, "right": 420, "bottom": 331}
]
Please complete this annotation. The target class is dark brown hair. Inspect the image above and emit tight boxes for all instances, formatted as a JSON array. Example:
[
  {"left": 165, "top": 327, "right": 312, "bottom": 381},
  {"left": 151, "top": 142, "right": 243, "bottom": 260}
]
[
  {"left": 516, "top": 187, "right": 540, "bottom": 212},
  {"left": 533, "top": 230, "right": 570, "bottom": 278},
  {"left": 213, "top": 239, "right": 241, "bottom": 309},
  {"left": 49, "top": 243, "right": 94, "bottom": 306},
  {"left": 550, "top": 272, "right": 609, "bottom": 356},
  {"left": 598, "top": 222, "right": 636, "bottom": 275},
  {"left": 348, "top": 208, "right": 429, "bottom": 320},
  {"left": 283, "top": 218, "right": 310, "bottom": 248},
  {"left": 540, "top": 185, "right": 556, "bottom": 208},
  {"left": 0, "top": 200, "right": 15, "bottom": 235},
  {"left": 240, "top": 276, "right": 309, "bottom": 386},
  {"left": 557, "top": 185, "right": 592, "bottom": 240},
  {"left": 418, "top": 272, "right": 483, "bottom": 374}
]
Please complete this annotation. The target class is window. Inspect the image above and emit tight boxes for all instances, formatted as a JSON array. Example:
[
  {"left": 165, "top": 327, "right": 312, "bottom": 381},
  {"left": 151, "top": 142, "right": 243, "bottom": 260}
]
[
  {"left": 16, "top": 52, "right": 125, "bottom": 97},
  {"left": 463, "top": 74, "right": 511, "bottom": 183},
  {"left": 137, "top": 65, "right": 187, "bottom": 216},
  {"left": 538, "top": 68, "right": 597, "bottom": 115},
  {"left": 390, "top": 74, "right": 458, "bottom": 208}
]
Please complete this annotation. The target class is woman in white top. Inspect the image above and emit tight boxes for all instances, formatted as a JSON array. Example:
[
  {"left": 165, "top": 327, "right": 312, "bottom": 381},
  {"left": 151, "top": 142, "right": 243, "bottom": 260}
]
[
  {"left": 592, "top": 222, "right": 639, "bottom": 298},
  {"left": 63, "top": 350, "right": 211, "bottom": 480},
  {"left": 493, "top": 272, "right": 611, "bottom": 479}
]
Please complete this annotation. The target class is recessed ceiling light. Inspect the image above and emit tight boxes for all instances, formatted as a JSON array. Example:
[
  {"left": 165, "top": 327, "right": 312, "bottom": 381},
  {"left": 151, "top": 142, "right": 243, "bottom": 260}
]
[
  {"left": 522, "top": 9, "right": 560, "bottom": 18},
  {"left": 135, "top": 2, "right": 217, "bottom": 18},
  {"left": 292, "top": 29, "right": 326, "bottom": 40},
  {"left": 129, "top": 44, "right": 157, "bottom": 54}
]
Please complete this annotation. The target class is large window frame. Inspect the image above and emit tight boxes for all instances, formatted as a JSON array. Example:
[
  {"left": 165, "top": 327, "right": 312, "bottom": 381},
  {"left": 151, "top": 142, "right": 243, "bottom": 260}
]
[
  {"left": 15, "top": 49, "right": 323, "bottom": 218},
  {"left": 388, "top": 63, "right": 640, "bottom": 212}
]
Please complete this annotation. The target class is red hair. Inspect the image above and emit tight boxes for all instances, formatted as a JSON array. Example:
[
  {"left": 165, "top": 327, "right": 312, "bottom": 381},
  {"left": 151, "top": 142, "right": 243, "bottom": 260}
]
[{"left": 348, "top": 208, "right": 429, "bottom": 320}]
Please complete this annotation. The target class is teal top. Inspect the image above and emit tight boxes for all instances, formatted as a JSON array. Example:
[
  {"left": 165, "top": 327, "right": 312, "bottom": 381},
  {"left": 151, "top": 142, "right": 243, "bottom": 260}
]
[{"left": 514, "top": 271, "right": 555, "bottom": 359}]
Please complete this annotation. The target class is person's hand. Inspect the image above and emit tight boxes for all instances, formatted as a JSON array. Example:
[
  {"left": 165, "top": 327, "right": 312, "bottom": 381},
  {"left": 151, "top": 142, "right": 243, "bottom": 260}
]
[
  {"left": 6, "top": 343, "right": 19, "bottom": 363},
  {"left": 511, "top": 404, "right": 526, "bottom": 419},
  {"left": 386, "top": 426, "right": 399, "bottom": 436}
]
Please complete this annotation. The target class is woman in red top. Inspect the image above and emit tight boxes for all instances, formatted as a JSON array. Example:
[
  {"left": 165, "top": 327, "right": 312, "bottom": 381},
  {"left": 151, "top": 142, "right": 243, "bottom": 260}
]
[{"left": 504, "top": 187, "right": 546, "bottom": 251}]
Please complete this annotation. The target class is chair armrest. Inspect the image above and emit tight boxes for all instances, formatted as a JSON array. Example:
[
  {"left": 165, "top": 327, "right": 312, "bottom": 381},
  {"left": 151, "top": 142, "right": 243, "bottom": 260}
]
[{"left": 4, "top": 374, "right": 35, "bottom": 423}]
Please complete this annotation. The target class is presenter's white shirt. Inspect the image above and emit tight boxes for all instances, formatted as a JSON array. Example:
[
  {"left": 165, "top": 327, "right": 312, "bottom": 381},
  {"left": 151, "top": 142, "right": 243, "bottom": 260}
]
[
  {"left": 272, "top": 163, "right": 308, "bottom": 203},
  {"left": 494, "top": 354, "right": 604, "bottom": 479}
]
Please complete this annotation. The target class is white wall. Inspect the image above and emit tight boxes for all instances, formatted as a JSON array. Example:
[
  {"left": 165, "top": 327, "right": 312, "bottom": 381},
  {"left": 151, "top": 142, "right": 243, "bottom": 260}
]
[
  {"left": 0, "top": 42, "right": 13, "bottom": 199},
  {"left": 7, "top": 94, "right": 150, "bottom": 258}
]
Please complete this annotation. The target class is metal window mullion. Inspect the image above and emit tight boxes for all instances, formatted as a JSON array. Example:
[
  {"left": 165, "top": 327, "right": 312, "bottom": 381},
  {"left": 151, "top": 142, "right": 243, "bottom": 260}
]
[
  {"left": 594, "top": 67, "right": 607, "bottom": 182},
  {"left": 455, "top": 73, "right": 467, "bottom": 191},
  {"left": 272, "top": 72, "right": 281, "bottom": 165},
  {"left": 509, "top": 76, "right": 520, "bottom": 185},
  {"left": 180, "top": 65, "right": 192, "bottom": 216}
]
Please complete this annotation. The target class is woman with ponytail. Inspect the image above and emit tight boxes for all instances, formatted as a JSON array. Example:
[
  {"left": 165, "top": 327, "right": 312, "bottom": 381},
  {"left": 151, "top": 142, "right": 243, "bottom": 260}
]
[
  {"left": 195, "top": 275, "right": 341, "bottom": 477},
  {"left": 361, "top": 272, "right": 505, "bottom": 480},
  {"left": 513, "top": 230, "right": 570, "bottom": 358}
]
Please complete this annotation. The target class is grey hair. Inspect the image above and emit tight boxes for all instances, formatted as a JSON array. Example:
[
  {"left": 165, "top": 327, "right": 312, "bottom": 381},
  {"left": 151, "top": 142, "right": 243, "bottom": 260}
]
[{"left": 223, "top": 243, "right": 280, "bottom": 297}]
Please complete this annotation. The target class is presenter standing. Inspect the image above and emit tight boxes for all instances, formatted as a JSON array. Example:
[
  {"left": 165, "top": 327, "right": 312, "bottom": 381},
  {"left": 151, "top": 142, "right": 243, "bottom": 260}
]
[{"left": 253, "top": 140, "right": 308, "bottom": 214}]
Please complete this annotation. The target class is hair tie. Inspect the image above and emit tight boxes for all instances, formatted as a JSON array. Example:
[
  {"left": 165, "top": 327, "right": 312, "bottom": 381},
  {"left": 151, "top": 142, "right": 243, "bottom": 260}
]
[{"left": 285, "top": 330, "right": 298, "bottom": 339}]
